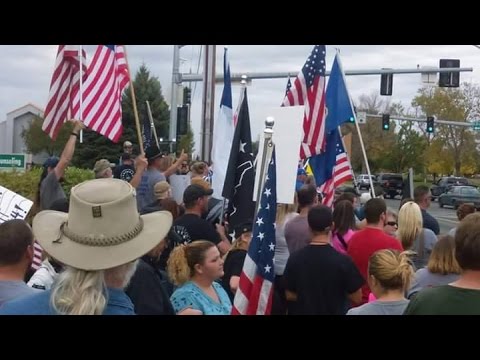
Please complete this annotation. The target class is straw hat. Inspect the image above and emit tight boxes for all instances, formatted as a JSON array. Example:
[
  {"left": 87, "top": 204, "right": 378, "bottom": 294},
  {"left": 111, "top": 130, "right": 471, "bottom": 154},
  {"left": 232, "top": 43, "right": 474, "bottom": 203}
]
[{"left": 32, "top": 178, "right": 172, "bottom": 271}]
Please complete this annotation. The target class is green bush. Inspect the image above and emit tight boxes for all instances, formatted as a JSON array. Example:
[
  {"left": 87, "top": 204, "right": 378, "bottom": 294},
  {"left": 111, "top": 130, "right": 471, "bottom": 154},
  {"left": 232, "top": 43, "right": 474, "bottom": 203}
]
[{"left": 0, "top": 167, "right": 94, "bottom": 202}]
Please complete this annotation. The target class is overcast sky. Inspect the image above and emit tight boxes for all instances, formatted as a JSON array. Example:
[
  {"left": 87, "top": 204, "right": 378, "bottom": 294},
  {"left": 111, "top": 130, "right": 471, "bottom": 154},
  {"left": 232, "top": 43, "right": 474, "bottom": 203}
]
[{"left": 1, "top": 45, "right": 479, "bottom": 155}]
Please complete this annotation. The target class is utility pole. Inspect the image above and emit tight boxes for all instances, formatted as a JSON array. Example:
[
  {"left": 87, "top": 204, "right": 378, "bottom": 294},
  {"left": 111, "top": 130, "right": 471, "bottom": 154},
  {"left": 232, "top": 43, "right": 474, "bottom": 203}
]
[
  {"left": 170, "top": 45, "right": 184, "bottom": 148},
  {"left": 200, "top": 45, "right": 216, "bottom": 162}
]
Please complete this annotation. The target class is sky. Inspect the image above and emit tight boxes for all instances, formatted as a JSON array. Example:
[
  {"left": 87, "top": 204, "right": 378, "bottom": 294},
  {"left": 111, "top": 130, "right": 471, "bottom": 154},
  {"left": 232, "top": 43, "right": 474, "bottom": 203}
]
[{"left": 1, "top": 45, "right": 480, "bottom": 156}]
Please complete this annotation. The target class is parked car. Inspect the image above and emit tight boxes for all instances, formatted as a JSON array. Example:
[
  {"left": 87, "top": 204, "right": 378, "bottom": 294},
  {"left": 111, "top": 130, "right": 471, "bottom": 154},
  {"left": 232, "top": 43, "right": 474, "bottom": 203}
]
[
  {"left": 376, "top": 173, "right": 404, "bottom": 199},
  {"left": 438, "top": 186, "right": 480, "bottom": 210},
  {"left": 356, "top": 174, "right": 377, "bottom": 190},
  {"left": 431, "top": 177, "right": 470, "bottom": 201}
]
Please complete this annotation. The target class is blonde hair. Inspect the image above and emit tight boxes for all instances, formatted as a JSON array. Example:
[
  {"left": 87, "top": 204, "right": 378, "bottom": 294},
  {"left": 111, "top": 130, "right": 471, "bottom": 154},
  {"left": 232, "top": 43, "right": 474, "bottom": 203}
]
[
  {"left": 190, "top": 162, "right": 208, "bottom": 177},
  {"left": 368, "top": 249, "right": 414, "bottom": 291},
  {"left": 167, "top": 240, "right": 215, "bottom": 286},
  {"left": 397, "top": 201, "right": 422, "bottom": 250},
  {"left": 223, "top": 231, "right": 251, "bottom": 261},
  {"left": 276, "top": 203, "right": 298, "bottom": 226},
  {"left": 50, "top": 262, "right": 137, "bottom": 315},
  {"left": 159, "top": 156, "right": 174, "bottom": 172},
  {"left": 427, "top": 235, "right": 461, "bottom": 275}
]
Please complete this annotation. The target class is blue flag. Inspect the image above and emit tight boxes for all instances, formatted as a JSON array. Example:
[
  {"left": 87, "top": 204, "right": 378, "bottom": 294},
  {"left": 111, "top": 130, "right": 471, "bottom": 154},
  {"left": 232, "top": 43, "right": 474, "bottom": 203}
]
[
  {"left": 309, "top": 130, "right": 340, "bottom": 186},
  {"left": 325, "top": 52, "right": 355, "bottom": 134}
]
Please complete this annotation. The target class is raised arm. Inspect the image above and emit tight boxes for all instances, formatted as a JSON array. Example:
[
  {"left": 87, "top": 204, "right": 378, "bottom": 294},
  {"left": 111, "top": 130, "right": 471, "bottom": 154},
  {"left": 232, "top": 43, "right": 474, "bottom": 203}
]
[
  {"left": 162, "top": 149, "right": 188, "bottom": 178},
  {"left": 54, "top": 120, "right": 84, "bottom": 180}
]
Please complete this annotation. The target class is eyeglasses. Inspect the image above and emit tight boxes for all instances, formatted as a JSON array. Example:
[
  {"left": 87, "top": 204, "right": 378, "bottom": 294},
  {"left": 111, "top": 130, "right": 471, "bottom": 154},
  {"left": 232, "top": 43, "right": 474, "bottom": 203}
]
[{"left": 386, "top": 221, "right": 398, "bottom": 227}]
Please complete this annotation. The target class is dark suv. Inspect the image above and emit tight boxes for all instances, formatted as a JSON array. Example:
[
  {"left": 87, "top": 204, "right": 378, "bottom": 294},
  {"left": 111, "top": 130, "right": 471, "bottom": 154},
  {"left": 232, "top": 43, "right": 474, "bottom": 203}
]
[
  {"left": 431, "top": 177, "right": 470, "bottom": 201},
  {"left": 376, "top": 173, "right": 404, "bottom": 199}
]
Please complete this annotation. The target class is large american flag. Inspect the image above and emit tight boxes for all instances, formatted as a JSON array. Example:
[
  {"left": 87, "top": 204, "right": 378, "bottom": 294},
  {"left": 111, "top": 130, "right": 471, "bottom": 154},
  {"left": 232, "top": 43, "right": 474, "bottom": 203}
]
[
  {"left": 318, "top": 133, "right": 353, "bottom": 207},
  {"left": 82, "top": 45, "right": 130, "bottom": 142},
  {"left": 43, "top": 45, "right": 87, "bottom": 139},
  {"left": 282, "top": 45, "right": 327, "bottom": 159},
  {"left": 232, "top": 149, "right": 277, "bottom": 315}
]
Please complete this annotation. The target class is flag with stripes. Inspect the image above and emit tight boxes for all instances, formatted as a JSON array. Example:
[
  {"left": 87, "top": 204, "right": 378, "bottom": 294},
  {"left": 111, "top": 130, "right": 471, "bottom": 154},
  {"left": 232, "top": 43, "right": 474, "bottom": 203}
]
[
  {"left": 313, "top": 130, "right": 353, "bottom": 207},
  {"left": 282, "top": 45, "right": 327, "bottom": 159},
  {"left": 82, "top": 45, "right": 130, "bottom": 142},
  {"left": 232, "top": 148, "right": 276, "bottom": 315},
  {"left": 284, "top": 76, "right": 292, "bottom": 98},
  {"left": 43, "top": 45, "right": 87, "bottom": 140},
  {"left": 31, "top": 241, "right": 43, "bottom": 270}
]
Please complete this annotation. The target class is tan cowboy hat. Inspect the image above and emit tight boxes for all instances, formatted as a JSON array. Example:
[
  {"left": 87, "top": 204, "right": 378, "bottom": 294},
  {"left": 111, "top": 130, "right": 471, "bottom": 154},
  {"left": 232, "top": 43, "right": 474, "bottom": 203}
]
[{"left": 32, "top": 178, "right": 172, "bottom": 271}]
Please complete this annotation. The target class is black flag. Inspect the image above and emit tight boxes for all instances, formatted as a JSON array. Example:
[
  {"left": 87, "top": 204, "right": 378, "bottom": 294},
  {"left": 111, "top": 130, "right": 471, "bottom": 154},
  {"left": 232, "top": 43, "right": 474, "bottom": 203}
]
[{"left": 222, "top": 87, "right": 255, "bottom": 236}]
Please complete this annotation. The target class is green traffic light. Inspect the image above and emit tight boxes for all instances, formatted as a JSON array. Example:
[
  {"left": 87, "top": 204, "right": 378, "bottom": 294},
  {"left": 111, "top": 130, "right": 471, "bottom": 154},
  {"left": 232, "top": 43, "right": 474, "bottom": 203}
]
[{"left": 349, "top": 116, "right": 355, "bottom": 122}]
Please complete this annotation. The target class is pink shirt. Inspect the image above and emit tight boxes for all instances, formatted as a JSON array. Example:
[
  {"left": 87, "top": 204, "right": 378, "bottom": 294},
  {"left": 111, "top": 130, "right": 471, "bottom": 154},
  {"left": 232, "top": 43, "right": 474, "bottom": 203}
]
[{"left": 331, "top": 229, "right": 355, "bottom": 255}]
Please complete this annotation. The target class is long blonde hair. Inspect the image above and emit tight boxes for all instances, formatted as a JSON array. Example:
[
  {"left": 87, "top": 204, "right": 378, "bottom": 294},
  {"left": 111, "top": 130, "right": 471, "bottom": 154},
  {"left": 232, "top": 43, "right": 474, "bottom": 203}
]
[
  {"left": 427, "top": 235, "right": 461, "bottom": 275},
  {"left": 369, "top": 249, "right": 414, "bottom": 291},
  {"left": 50, "top": 262, "right": 137, "bottom": 315},
  {"left": 397, "top": 201, "right": 423, "bottom": 250},
  {"left": 276, "top": 203, "right": 298, "bottom": 226},
  {"left": 167, "top": 241, "right": 215, "bottom": 286}
]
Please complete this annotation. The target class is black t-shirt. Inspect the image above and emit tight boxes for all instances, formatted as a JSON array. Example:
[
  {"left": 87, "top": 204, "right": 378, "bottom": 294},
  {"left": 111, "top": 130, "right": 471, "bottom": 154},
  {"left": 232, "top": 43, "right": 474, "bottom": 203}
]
[
  {"left": 284, "top": 244, "right": 365, "bottom": 315},
  {"left": 172, "top": 213, "right": 221, "bottom": 246},
  {"left": 221, "top": 249, "right": 247, "bottom": 302},
  {"left": 421, "top": 209, "right": 440, "bottom": 235},
  {"left": 125, "top": 258, "right": 175, "bottom": 315},
  {"left": 114, "top": 164, "right": 135, "bottom": 182}
]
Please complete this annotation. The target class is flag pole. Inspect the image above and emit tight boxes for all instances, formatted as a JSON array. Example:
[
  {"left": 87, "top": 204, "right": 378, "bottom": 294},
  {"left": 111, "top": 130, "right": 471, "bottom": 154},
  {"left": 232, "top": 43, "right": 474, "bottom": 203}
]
[
  {"left": 123, "top": 45, "right": 144, "bottom": 154},
  {"left": 335, "top": 49, "right": 375, "bottom": 196},
  {"left": 255, "top": 118, "right": 275, "bottom": 218},
  {"left": 79, "top": 45, "right": 84, "bottom": 143},
  {"left": 146, "top": 100, "right": 160, "bottom": 148}
]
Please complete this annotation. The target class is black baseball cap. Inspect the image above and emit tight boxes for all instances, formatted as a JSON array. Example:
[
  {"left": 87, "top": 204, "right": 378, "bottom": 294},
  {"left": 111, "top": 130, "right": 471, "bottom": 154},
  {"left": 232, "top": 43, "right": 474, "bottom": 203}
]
[
  {"left": 145, "top": 146, "right": 163, "bottom": 161},
  {"left": 183, "top": 184, "right": 213, "bottom": 204},
  {"left": 234, "top": 222, "right": 253, "bottom": 239}
]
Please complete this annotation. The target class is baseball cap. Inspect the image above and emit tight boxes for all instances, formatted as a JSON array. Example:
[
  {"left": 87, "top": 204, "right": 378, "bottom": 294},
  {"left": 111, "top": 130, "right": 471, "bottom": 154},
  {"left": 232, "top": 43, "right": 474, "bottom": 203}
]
[
  {"left": 145, "top": 146, "right": 163, "bottom": 161},
  {"left": 233, "top": 222, "right": 252, "bottom": 239},
  {"left": 43, "top": 156, "right": 59, "bottom": 169},
  {"left": 93, "top": 159, "right": 113, "bottom": 175},
  {"left": 183, "top": 184, "right": 213, "bottom": 204}
]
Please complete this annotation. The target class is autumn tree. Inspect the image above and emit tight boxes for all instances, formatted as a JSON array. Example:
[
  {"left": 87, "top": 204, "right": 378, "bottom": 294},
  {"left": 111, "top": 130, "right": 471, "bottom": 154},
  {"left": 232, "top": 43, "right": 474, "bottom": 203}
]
[{"left": 412, "top": 83, "right": 480, "bottom": 175}]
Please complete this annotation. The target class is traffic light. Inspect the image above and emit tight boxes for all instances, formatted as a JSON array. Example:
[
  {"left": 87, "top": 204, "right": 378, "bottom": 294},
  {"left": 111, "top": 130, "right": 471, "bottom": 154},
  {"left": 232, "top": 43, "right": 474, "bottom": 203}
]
[
  {"left": 380, "top": 72, "right": 393, "bottom": 96},
  {"left": 177, "top": 105, "right": 188, "bottom": 137},
  {"left": 426, "top": 116, "right": 435, "bottom": 133},
  {"left": 382, "top": 113, "right": 390, "bottom": 131},
  {"left": 439, "top": 59, "right": 460, "bottom": 88},
  {"left": 183, "top": 87, "right": 192, "bottom": 105}
]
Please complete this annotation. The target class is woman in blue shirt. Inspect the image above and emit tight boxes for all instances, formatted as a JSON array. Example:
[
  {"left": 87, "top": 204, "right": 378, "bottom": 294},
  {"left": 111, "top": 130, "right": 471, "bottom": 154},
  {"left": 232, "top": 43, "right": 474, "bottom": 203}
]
[{"left": 168, "top": 240, "right": 232, "bottom": 315}]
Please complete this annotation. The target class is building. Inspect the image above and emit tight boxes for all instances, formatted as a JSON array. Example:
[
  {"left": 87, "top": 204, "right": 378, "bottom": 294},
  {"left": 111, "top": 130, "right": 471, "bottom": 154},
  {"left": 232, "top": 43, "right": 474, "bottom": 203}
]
[{"left": 0, "top": 103, "right": 47, "bottom": 165}]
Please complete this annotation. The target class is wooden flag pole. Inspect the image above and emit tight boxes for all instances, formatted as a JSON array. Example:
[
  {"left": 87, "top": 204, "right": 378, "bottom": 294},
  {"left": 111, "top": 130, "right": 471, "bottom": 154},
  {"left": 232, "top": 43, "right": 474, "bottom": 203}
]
[{"left": 123, "top": 45, "right": 144, "bottom": 154}]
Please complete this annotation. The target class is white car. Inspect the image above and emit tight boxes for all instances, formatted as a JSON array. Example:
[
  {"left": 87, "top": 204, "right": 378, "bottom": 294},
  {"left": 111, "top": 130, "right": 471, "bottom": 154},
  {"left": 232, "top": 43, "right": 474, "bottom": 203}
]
[{"left": 356, "top": 174, "right": 375, "bottom": 190}]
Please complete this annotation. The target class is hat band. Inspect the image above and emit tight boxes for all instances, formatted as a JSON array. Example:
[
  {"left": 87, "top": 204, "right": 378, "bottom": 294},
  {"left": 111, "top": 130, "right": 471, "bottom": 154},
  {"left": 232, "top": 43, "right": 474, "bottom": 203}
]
[{"left": 59, "top": 217, "right": 144, "bottom": 247}]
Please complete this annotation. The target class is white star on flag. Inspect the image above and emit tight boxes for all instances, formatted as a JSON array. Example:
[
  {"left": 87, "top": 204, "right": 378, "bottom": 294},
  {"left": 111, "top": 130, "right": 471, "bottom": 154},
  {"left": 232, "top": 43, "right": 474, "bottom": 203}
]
[
  {"left": 268, "top": 243, "right": 275, "bottom": 251},
  {"left": 258, "top": 232, "right": 264, "bottom": 240},
  {"left": 256, "top": 217, "right": 264, "bottom": 226},
  {"left": 264, "top": 188, "right": 271, "bottom": 197},
  {"left": 264, "top": 264, "right": 271, "bottom": 273}
]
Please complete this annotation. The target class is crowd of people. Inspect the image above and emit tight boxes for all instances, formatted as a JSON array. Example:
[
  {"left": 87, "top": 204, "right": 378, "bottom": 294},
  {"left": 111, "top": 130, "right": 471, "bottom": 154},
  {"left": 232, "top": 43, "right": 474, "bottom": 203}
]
[{"left": 1, "top": 123, "right": 479, "bottom": 315}]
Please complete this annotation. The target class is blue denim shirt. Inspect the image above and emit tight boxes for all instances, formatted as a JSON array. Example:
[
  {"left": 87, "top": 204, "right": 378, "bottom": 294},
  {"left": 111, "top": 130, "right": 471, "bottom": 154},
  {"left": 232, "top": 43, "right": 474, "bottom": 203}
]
[{"left": 0, "top": 288, "right": 135, "bottom": 315}]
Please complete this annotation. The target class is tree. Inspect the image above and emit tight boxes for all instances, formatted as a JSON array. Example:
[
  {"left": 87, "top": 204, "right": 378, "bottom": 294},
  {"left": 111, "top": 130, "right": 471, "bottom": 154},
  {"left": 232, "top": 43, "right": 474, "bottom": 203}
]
[
  {"left": 349, "top": 92, "right": 397, "bottom": 173},
  {"left": 386, "top": 122, "right": 427, "bottom": 174},
  {"left": 73, "top": 63, "right": 170, "bottom": 168},
  {"left": 22, "top": 116, "right": 73, "bottom": 156},
  {"left": 412, "top": 83, "right": 480, "bottom": 175}
]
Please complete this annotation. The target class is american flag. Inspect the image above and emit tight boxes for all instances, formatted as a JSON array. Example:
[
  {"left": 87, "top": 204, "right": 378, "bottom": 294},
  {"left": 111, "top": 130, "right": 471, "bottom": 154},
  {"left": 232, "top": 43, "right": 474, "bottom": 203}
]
[
  {"left": 32, "top": 240, "right": 43, "bottom": 270},
  {"left": 282, "top": 45, "right": 327, "bottom": 159},
  {"left": 82, "top": 45, "right": 130, "bottom": 143},
  {"left": 43, "top": 45, "right": 87, "bottom": 139},
  {"left": 232, "top": 149, "right": 276, "bottom": 315},
  {"left": 317, "top": 132, "right": 353, "bottom": 207},
  {"left": 284, "top": 76, "right": 292, "bottom": 98}
]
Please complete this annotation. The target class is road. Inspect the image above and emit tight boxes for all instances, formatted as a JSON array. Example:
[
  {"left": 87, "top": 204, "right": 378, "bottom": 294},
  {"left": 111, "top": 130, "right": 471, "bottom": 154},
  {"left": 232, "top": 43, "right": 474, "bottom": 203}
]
[{"left": 384, "top": 198, "right": 458, "bottom": 235}]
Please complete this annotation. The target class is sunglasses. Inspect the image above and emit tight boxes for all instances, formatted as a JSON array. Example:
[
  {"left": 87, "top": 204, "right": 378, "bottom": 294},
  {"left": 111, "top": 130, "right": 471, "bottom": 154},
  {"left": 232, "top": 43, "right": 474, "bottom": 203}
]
[{"left": 386, "top": 221, "right": 398, "bottom": 227}]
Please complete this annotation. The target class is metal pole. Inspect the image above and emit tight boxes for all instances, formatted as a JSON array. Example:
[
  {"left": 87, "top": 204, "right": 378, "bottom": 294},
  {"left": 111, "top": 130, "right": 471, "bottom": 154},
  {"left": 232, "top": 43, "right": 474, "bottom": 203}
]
[
  {"left": 180, "top": 67, "right": 473, "bottom": 83},
  {"left": 368, "top": 113, "right": 473, "bottom": 127},
  {"left": 146, "top": 101, "right": 160, "bottom": 148},
  {"left": 79, "top": 45, "right": 84, "bottom": 143},
  {"left": 255, "top": 118, "right": 275, "bottom": 218},
  {"left": 170, "top": 45, "right": 181, "bottom": 142},
  {"left": 409, "top": 168, "right": 414, "bottom": 198},
  {"left": 201, "top": 45, "right": 216, "bottom": 162},
  {"left": 353, "top": 119, "right": 375, "bottom": 197}
]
